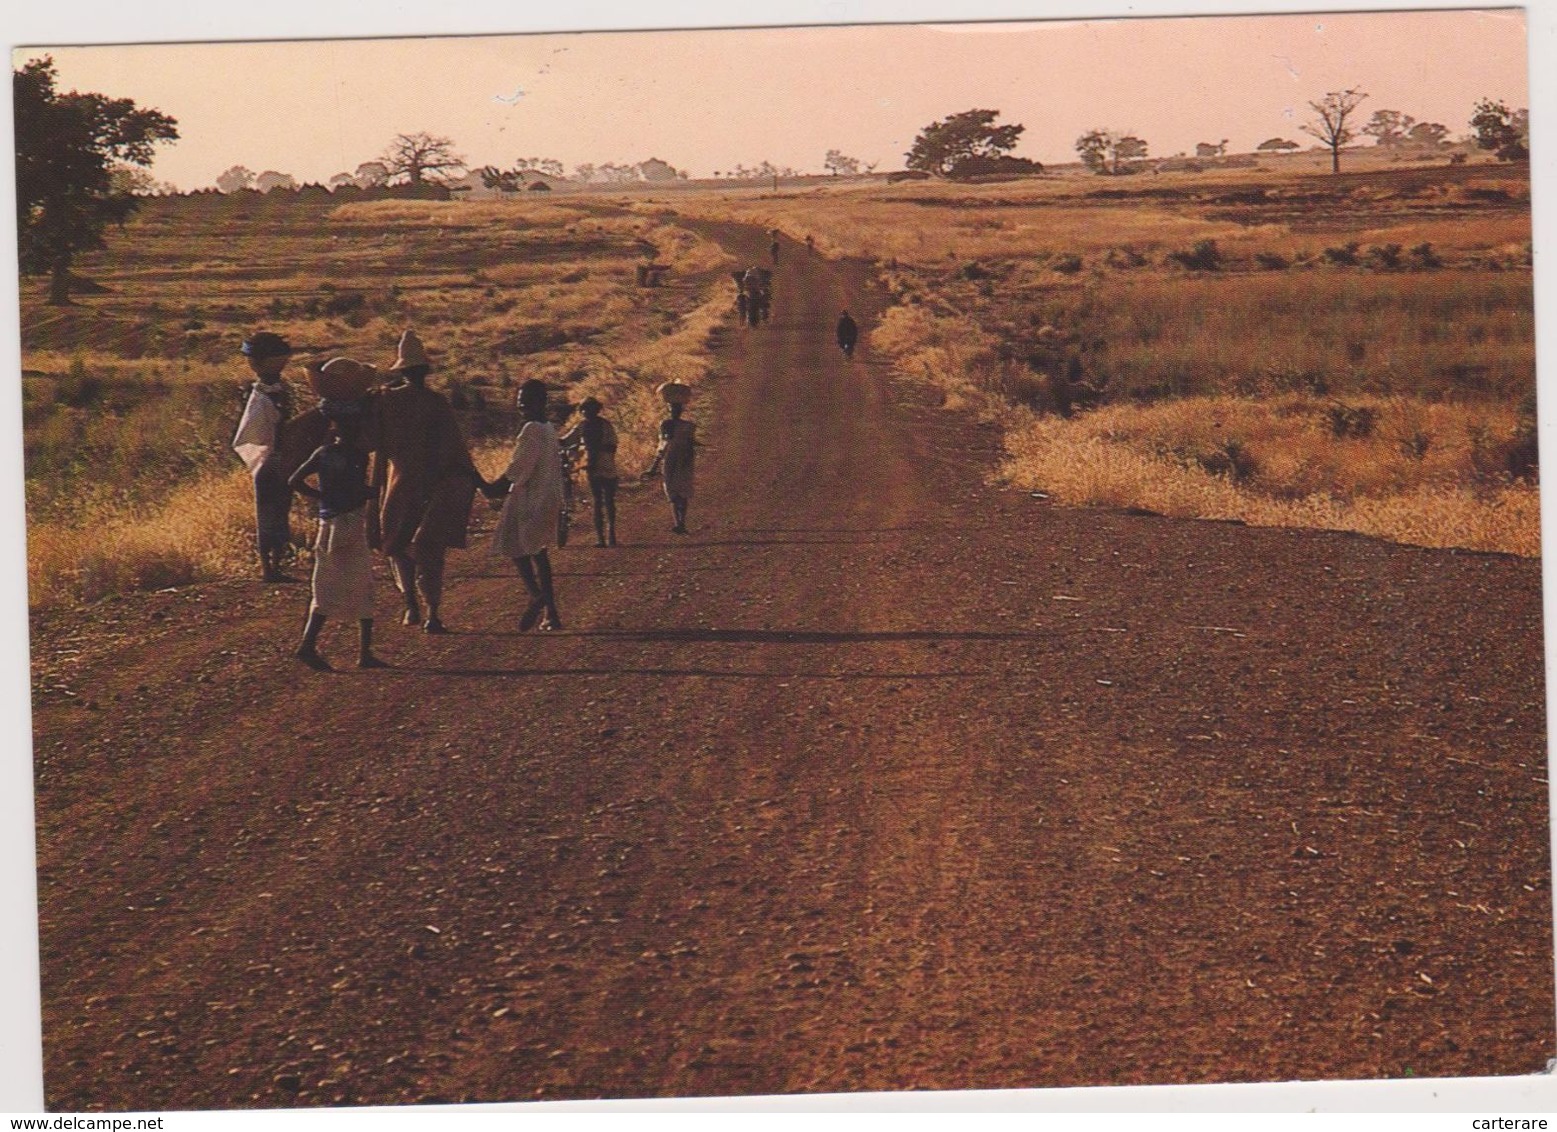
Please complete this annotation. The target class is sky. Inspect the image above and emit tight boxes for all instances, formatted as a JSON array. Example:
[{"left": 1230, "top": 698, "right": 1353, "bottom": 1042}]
[{"left": 13, "top": 6, "right": 1531, "bottom": 190}]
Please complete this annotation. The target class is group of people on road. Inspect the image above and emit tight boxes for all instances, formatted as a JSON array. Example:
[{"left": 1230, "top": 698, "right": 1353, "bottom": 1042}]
[
  {"left": 728, "top": 231, "right": 862, "bottom": 361},
  {"left": 232, "top": 329, "right": 698, "bottom": 670}
]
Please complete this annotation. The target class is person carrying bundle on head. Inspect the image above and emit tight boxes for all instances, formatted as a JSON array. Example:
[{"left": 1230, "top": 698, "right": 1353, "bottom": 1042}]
[
  {"left": 367, "top": 329, "right": 487, "bottom": 634},
  {"left": 289, "top": 359, "right": 387, "bottom": 671},
  {"left": 642, "top": 381, "right": 696, "bottom": 535}
]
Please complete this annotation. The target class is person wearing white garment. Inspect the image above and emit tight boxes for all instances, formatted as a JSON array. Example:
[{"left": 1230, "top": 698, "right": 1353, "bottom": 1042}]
[
  {"left": 232, "top": 331, "right": 325, "bottom": 581},
  {"left": 484, "top": 379, "right": 565, "bottom": 631}
]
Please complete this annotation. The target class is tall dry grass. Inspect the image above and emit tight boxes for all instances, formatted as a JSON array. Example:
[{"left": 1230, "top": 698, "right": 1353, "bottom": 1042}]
[{"left": 22, "top": 194, "right": 735, "bottom": 608}]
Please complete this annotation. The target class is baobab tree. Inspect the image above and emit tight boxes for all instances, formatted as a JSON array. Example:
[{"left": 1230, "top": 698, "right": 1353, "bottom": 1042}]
[
  {"left": 379, "top": 132, "right": 466, "bottom": 186},
  {"left": 1301, "top": 87, "right": 1368, "bottom": 174}
]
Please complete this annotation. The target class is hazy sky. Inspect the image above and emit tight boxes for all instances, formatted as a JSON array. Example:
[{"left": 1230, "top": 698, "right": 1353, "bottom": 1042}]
[{"left": 14, "top": 7, "right": 1529, "bottom": 190}]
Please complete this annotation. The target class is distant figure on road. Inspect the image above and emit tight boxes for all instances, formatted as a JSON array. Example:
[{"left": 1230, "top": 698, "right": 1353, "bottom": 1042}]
[
  {"left": 232, "top": 331, "right": 326, "bottom": 582},
  {"left": 805, "top": 234, "right": 816, "bottom": 257},
  {"left": 644, "top": 382, "right": 696, "bottom": 535},
  {"left": 485, "top": 379, "right": 565, "bottom": 632},
  {"left": 836, "top": 310, "right": 859, "bottom": 359},
  {"left": 368, "top": 329, "right": 485, "bottom": 634},
  {"left": 770, "top": 237, "right": 780, "bottom": 265},
  {"left": 559, "top": 396, "right": 621, "bottom": 547},
  {"left": 288, "top": 366, "right": 385, "bottom": 671}
]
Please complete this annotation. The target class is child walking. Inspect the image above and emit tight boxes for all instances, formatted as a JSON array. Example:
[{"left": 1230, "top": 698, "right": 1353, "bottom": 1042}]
[
  {"left": 643, "top": 382, "right": 696, "bottom": 535},
  {"left": 558, "top": 396, "right": 621, "bottom": 547},
  {"left": 288, "top": 360, "right": 385, "bottom": 670},
  {"left": 484, "top": 379, "right": 566, "bottom": 631}
]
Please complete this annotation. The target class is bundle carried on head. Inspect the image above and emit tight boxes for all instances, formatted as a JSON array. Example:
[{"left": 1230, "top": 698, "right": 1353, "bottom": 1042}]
[
  {"left": 657, "top": 381, "right": 693, "bottom": 407},
  {"left": 307, "top": 357, "right": 380, "bottom": 401}
]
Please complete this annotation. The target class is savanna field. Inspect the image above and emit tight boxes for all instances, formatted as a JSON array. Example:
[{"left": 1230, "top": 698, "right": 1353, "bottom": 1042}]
[{"left": 17, "top": 150, "right": 1538, "bottom": 609}]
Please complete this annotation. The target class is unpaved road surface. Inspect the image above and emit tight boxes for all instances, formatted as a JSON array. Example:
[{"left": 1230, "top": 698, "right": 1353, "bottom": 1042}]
[{"left": 29, "top": 225, "right": 1553, "bottom": 1109}]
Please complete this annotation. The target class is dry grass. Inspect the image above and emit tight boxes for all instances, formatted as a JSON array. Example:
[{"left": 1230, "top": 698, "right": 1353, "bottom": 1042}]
[
  {"left": 1003, "top": 407, "right": 1539, "bottom": 557},
  {"left": 21, "top": 193, "right": 735, "bottom": 608}
]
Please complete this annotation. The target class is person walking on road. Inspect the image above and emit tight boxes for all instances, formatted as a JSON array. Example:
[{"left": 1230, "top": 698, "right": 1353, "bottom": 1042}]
[
  {"left": 368, "top": 329, "right": 485, "bottom": 634},
  {"left": 485, "top": 379, "right": 565, "bottom": 631},
  {"left": 643, "top": 382, "right": 696, "bottom": 535},
  {"left": 559, "top": 396, "right": 621, "bottom": 548},
  {"left": 836, "top": 310, "right": 859, "bottom": 360},
  {"left": 288, "top": 362, "right": 386, "bottom": 671},
  {"left": 232, "top": 331, "right": 326, "bottom": 582}
]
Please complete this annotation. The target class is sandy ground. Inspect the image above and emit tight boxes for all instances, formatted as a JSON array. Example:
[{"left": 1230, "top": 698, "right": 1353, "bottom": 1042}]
[{"left": 28, "top": 224, "right": 1553, "bottom": 1110}]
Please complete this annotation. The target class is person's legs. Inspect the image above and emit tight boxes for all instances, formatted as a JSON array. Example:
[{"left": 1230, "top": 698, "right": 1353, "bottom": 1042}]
[
  {"left": 296, "top": 609, "right": 329, "bottom": 668},
  {"left": 358, "top": 619, "right": 387, "bottom": 668},
  {"left": 601, "top": 478, "right": 618, "bottom": 546},
  {"left": 255, "top": 470, "right": 292, "bottom": 580},
  {"left": 671, "top": 495, "right": 688, "bottom": 533},
  {"left": 515, "top": 556, "right": 545, "bottom": 630},
  {"left": 534, "top": 549, "right": 562, "bottom": 629},
  {"left": 415, "top": 545, "right": 448, "bottom": 632},
  {"left": 589, "top": 478, "right": 608, "bottom": 546},
  {"left": 389, "top": 553, "right": 421, "bottom": 625}
]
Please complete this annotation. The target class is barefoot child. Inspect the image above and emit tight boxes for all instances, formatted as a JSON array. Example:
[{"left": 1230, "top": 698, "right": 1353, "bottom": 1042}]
[
  {"left": 643, "top": 382, "right": 695, "bottom": 535},
  {"left": 289, "top": 360, "right": 386, "bottom": 670},
  {"left": 484, "top": 379, "right": 565, "bottom": 631},
  {"left": 558, "top": 396, "right": 620, "bottom": 547}
]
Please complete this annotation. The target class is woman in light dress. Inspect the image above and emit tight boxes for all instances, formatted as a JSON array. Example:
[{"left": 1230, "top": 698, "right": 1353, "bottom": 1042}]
[
  {"left": 643, "top": 382, "right": 696, "bottom": 535},
  {"left": 485, "top": 378, "right": 565, "bottom": 631}
]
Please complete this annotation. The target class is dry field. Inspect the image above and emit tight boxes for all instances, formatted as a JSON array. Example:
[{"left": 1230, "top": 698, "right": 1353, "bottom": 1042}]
[
  {"left": 664, "top": 153, "right": 1537, "bottom": 555},
  {"left": 19, "top": 192, "right": 734, "bottom": 606}
]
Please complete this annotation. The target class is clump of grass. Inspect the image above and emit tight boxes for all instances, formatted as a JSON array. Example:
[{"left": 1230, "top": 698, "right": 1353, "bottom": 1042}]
[{"left": 1168, "top": 239, "right": 1222, "bottom": 271}]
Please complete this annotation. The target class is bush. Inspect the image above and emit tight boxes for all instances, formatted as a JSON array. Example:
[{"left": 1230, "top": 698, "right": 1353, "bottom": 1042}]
[
  {"left": 1168, "top": 239, "right": 1222, "bottom": 271},
  {"left": 1051, "top": 254, "right": 1083, "bottom": 275},
  {"left": 1367, "top": 243, "right": 1404, "bottom": 270},
  {"left": 1255, "top": 251, "right": 1290, "bottom": 270},
  {"left": 1327, "top": 403, "right": 1377, "bottom": 438},
  {"left": 55, "top": 357, "right": 104, "bottom": 408},
  {"left": 1196, "top": 438, "right": 1258, "bottom": 482},
  {"left": 1410, "top": 242, "right": 1442, "bottom": 268},
  {"left": 1322, "top": 242, "right": 1361, "bottom": 266}
]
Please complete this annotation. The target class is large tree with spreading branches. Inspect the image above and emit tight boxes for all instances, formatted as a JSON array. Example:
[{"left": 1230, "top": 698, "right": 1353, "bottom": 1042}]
[
  {"left": 905, "top": 109, "right": 1025, "bottom": 176},
  {"left": 14, "top": 56, "right": 179, "bottom": 304},
  {"left": 379, "top": 132, "right": 467, "bottom": 186}
]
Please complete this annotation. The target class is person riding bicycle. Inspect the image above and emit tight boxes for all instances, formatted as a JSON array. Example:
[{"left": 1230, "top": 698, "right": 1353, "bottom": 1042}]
[{"left": 559, "top": 396, "right": 620, "bottom": 547}]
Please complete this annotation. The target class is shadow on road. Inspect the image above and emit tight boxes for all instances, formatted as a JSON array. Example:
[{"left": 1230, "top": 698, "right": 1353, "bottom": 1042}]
[
  {"left": 390, "top": 666, "right": 978, "bottom": 680},
  {"left": 504, "top": 627, "right": 1053, "bottom": 645}
]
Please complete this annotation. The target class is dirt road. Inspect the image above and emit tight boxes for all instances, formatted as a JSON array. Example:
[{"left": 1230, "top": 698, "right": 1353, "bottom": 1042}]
[{"left": 29, "top": 224, "right": 1553, "bottom": 1109}]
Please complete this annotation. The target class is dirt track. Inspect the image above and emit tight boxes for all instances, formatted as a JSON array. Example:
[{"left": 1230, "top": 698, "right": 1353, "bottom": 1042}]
[{"left": 29, "top": 224, "right": 1554, "bottom": 1110}]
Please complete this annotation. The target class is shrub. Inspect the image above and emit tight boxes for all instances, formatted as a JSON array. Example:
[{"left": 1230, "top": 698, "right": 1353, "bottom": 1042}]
[
  {"left": 1052, "top": 254, "right": 1083, "bottom": 275},
  {"left": 1327, "top": 403, "right": 1377, "bottom": 438},
  {"left": 1255, "top": 251, "right": 1290, "bottom": 270},
  {"left": 1168, "top": 239, "right": 1222, "bottom": 271},
  {"left": 1410, "top": 242, "right": 1442, "bottom": 268},
  {"left": 1196, "top": 438, "right": 1258, "bottom": 482},
  {"left": 1367, "top": 243, "right": 1404, "bottom": 270},
  {"left": 1322, "top": 242, "right": 1361, "bottom": 266}
]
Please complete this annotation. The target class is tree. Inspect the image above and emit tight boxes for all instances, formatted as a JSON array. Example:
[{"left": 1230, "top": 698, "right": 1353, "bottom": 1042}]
[
  {"left": 255, "top": 170, "right": 296, "bottom": 193},
  {"left": 1257, "top": 137, "right": 1300, "bottom": 152},
  {"left": 1361, "top": 109, "right": 1415, "bottom": 147},
  {"left": 905, "top": 109, "right": 1025, "bottom": 176},
  {"left": 1470, "top": 99, "right": 1529, "bottom": 161},
  {"left": 328, "top": 172, "right": 356, "bottom": 189},
  {"left": 1406, "top": 121, "right": 1450, "bottom": 148},
  {"left": 353, "top": 161, "right": 389, "bottom": 188},
  {"left": 1075, "top": 129, "right": 1149, "bottom": 175},
  {"left": 216, "top": 164, "right": 255, "bottom": 193},
  {"left": 379, "top": 132, "right": 467, "bottom": 186},
  {"left": 14, "top": 56, "right": 179, "bottom": 304},
  {"left": 824, "top": 149, "right": 862, "bottom": 177},
  {"left": 1301, "top": 87, "right": 1368, "bottom": 173}
]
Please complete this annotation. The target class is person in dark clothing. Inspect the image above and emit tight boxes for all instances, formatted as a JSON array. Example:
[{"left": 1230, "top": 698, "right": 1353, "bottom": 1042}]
[
  {"left": 836, "top": 310, "right": 859, "bottom": 359},
  {"left": 558, "top": 396, "right": 621, "bottom": 547}
]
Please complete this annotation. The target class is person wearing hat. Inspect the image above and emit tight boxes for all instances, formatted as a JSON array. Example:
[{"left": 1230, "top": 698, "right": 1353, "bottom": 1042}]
[
  {"left": 367, "top": 329, "right": 485, "bottom": 634},
  {"left": 558, "top": 396, "right": 620, "bottom": 547},
  {"left": 232, "top": 331, "right": 327, "bottom": 582},
  {"left": 642, "top": 382, "right": 696, "bottom": 535},
  {"left": 287, "top": 365, "right": 386, "bottom": 670},
  {"left": 484, "top": 379, "right": 565, "bottom": 631}
]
